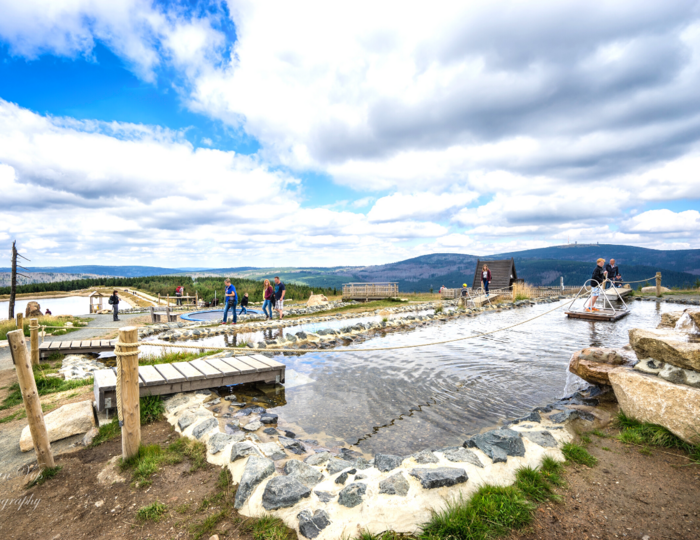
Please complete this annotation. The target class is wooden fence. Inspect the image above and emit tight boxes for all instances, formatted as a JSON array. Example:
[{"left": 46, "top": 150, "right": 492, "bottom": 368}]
[{"left": 342, "top": 282, "right": 399, "bottom": 300}]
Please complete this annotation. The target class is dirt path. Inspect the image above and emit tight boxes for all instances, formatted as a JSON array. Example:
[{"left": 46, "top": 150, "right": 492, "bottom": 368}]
[{"left": 511, "top": 429, "right": 700, "bottom": 540}]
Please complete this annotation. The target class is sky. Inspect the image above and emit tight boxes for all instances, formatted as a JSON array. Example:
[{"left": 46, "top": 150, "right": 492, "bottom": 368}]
[{"left": 1, "top": 0, "right": 700, "bottom": 268}]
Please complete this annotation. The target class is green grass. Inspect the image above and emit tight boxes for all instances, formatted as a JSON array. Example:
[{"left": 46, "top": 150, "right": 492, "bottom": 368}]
[
  {"left": 25, "top": 466, "right": 63, "bottom": 488},
  {"left": 0, "top": 411, "right": 20, "bottom": 423},
  {"left": 616, "top": 412, "right": 700, "bottom": 463},
  {"left": 136, "top": 501, "right": 168, "bottom": 522},
  {"left": 601, "top": 447, "right": 611, "bottom": 452},
  {"left": 0, "top": 371, "right": 92, "bottom": 412},
  {"left": 540, "top": 456, "right": 566, "bottom": 487},
  {"left": 139, "top": 349, "right": 222, "bottom": 366},
  {"left": 0, "top": 316, "right": 89, "bottom": 340},
  {"left": 515, "top": 467, "right": 562, "bottom": 503},
  {"left": 90, "top": 418, "right": 121, "bottom": 447},
  {"left": 590, "top": 429, "right": 607, "bottom": 438},
  {"left": 562, "top": 442, "right": 598, "bottom": 467},
  {"left": 639, "top": 447, "right": 653, "bottom": 456},
  {"left": 241, "top": 515, "right": 294, "bottom": 540},
  {"left": 579, "top": 434, "right": 592, "bottom": 445},
  {"left": 140, "top": 395, "right": 165, "bottom": 424},
  {"left": 188, "top": 468, "right": 236, "bottom": 540}
]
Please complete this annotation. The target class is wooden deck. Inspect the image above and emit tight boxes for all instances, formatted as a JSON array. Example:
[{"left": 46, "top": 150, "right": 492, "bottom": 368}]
[
  {"left": 565, "top": 309, "right": 630, "bottom": 322},
  {"left": 39, "top": 339, "right": 115, "bottom": 359},
  {"left": 93, "top": 354, "right": 286, "bottom": 411}
]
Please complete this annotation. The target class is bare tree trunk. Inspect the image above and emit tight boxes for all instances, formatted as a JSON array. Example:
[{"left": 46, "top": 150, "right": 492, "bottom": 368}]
[{"left": 9, "top": 241, "right": 17, "bottom": 320}]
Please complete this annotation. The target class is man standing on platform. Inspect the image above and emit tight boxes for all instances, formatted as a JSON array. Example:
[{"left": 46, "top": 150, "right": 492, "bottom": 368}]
[
  {"left": 108, "top": 290, "right": 120, "bottom": 322},
  {"left": 222, "top": 279, "right": 238, "bottom": 325},
  {"left": 274, "top": 276, "right": 286, "bottom": 319}
]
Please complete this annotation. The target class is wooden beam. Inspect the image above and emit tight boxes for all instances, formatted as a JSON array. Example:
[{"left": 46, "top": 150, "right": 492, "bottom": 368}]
[{"left": 8, "top": 329, "right": 55, "bottom": 469}]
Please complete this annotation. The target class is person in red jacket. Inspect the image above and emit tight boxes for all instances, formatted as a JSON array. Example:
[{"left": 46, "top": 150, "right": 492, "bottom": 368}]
[{"left": 481, "top": 264, "right": 492, "bottom": 297}]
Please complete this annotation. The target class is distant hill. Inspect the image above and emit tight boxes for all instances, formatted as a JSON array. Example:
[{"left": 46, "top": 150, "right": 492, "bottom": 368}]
[
  {"left": 0, "top": 272, "right": 109, "bottom": 287},
  {"left": 0, "top": 265, "right": 184, "bottom": 278}
]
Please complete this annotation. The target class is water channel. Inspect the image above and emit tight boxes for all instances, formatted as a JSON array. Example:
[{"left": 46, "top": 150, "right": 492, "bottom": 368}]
[{"left": 170, "top": 299, "right": 678, "bottom": 455}]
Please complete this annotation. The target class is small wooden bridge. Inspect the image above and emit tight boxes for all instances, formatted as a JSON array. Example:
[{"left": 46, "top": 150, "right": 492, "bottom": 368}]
[
  {"left": 93, "top": 354, "right": 286, "bottom": 411},
  {"left": 39, "top": 339, "right": 115, "bottom": 360}
]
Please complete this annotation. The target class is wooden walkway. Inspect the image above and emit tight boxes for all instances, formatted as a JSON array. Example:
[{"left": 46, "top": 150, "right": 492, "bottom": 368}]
[
  {"left": 39, "top": 339, "right": 115, "bottom": 360},
  {"left": 93, "top": 354, "right": 286, "bottom": 411}
]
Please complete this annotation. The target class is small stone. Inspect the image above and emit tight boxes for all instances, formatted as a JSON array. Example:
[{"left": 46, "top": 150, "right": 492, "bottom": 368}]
[
  {"left": 284, "top": 459, "right": 325, "bottom": 487},
  {"left": 259, "top": 442, "right": 287, "bottom": 461},
  {"left": 224, "top": 394, "right": 238, "bottom": 401},
  {"left": 231, "top": 441, "right": 263, "bottom": 462},
  {"left": 634, "top": 358, "right": 665, "bottom": 375},
  {"left": 550, "top": 409, "right": 580, "bottom": 424},
  {"left": 263, "top": 427, "right": 279, "bottom": 436},
  {"left": 260, "top": 413, "right": 278, "bottom": 424},
  {"left": 297, "top": 509, "right": 331, "bottom": 539},
  {"left": 234, "top": 456, "right": 275, "bottom": 509},
  {"left": 243, "top": 420, "right": 263, "bottom": 432},
  {"left": 314, "top": 490, "right": 334, "bottom": 503},
  {"left": 327, "top": 458, "right": 354, "bottom": 475},
  {"left": 305, "top": 452, "right": 331, "bottom": 466},
  {"left": 355, "top": 473, "right": 367, "bottom": 480},
  {"left": 284, "top": 430, "right": 296, "bottom": 438},
  {"left": 442, "top": 447, "right": 484, "bottom": 468},
  {"left": 334, "top": 468, "right": 356, "bottom": 485},
  {"left": 208, "top": 432, "right": 237, "bottom": 454},
  {"left": 412, "top": 449, "right": 439, "bottom": 464},
  {"left": 262, "top": 476, "right": 312, "bottom": 510},
  {"left": 374, "top": 454, "right": 404, "bottom": 472},
  {"left": 178, "top": 413, "right": 196, "bottom": 431},
  {"left": 379, "top": 472, "right": 410, "bottom": 496},
  {"left": 353, "top": 457, "right": 372, "bottom": 470},
  {"left": 523, "top": 431, "right": 558, "bottom": 448},
  {"left": 165, "top": 395, "right": 190, "bottom": 412},
  {"left": 279, "top": 436, "right": 306, "bottom": 455},
  {"left": 82, "top": 427, "right": 100, "bottom": 446},
  {"left": 192, "top": 418, "right": 218, "bottom": 439},
  {"left": 409, "top": 467, "right": 468, "bottom": 489},
  {"left": 338, "top": 482, "right": 367, "bottom": 508}
]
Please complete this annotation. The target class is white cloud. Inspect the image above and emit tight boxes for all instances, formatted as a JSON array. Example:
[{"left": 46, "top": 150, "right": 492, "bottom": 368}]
[
  {"left": 622, "top": 209, "right": 700, "bottom": 234},
  {"left": 367, "top": 191, "right": 478, "bottom": 223}
]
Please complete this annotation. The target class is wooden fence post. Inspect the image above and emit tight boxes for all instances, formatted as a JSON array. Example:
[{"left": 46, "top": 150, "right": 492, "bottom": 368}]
[
  {"left": 166, "top": 306, "right": 171, "bottom": 321},
  {"left": 118, "top": 327, "right": 140, "bottom": 460},
  {"left": 16, "top": 312, "right": 24, "bottom": 332},
  {"left": 8, "top": 329, "right": 55, "bottom": 469},
  {"left": 30, "top": 317, "right": 39, "bottom": 366},
  {"left": 656, "top": 272, "right": 662, "bottom": 297}
]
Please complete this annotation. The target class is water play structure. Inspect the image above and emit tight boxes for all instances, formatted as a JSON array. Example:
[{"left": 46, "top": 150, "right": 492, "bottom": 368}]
[
  {"left": 180, "top": 308, "right": 264, "bottom": 322},
  {"left": 565, "top": 279, "right": 631, "bottom": 321}
]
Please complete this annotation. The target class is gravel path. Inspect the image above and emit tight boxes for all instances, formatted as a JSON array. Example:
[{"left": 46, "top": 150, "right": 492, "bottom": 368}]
[{"left": 0, "top": 313, "right": 145, "bottom": 371}]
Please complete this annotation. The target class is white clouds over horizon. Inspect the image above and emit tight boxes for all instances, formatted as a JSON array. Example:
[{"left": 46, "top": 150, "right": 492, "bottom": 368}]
[{"left": 0, "top": 1, "right": 699, "bottom": 266}]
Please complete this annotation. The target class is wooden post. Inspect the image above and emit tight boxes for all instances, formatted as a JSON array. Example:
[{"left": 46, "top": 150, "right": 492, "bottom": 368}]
[
  {"left": 158, "top": 293, "right": 161, "bottom": 305},
  {"left": 118, "top": 327, "right": 140, "bottom": 460},
  {"left": 149, "top": 306, "right": 155, "bottom": 324},
  {"left": 656, "top": 272, "right": 662, "bottom": 297},
  {"left": 166, "top": 305, "right": 171, "bottom": 322},
  {"left": 30, "top": 318, "right": 39, "bottom": 366},
  {"left": 8, "top": 329, "right": 55, "bottom": 468},
  {"left": 16, "top": 312, "right": 24, "bottom": 333},
  {"left": 195, "top": 292, "right": 198, "bottom": 306}
]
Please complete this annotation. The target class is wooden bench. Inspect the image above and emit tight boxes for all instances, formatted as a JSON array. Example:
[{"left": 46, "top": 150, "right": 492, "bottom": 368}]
[{"left": 93, "top": 354, "right": 286, "bottom": 411}]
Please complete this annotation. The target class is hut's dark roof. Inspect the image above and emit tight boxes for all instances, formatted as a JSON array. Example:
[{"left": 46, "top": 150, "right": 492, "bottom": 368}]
[{"left": 472, "top": 258, "right": 518, "bottom": 290}]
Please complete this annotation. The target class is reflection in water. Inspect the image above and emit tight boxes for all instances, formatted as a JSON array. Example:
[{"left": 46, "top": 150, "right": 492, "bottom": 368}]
[{"left": 262, "top": 300, "right": 675, "bottom": 455}]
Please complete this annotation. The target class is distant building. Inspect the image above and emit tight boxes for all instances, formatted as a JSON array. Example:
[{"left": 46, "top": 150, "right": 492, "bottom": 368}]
[{"left": 472, "top": 258, "right": 519, "bottom": 290}]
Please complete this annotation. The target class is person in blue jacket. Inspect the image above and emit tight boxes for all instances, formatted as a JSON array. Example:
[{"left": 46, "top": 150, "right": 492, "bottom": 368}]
[{"left": 222, "top": 279, "right": 238, "bottom": 325}]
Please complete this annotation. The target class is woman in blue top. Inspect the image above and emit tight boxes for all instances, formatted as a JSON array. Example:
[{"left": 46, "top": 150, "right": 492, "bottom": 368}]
[{"left": 222, "top": 279, "right": 238, "bottom": 324}]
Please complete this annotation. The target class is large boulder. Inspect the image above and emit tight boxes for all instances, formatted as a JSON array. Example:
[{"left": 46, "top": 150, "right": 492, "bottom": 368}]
[
  {"left": 657, "top": 312, "right": 683, "bottom": 329},
  {"left": 609, "top": 368, "right": 700, "bottom": 445},
  {"left": 25, "top": 301, "right": 43, "bottom": 318},
  {"left": 234, "top": 456, "right": 275, "bottom": 509},
  {"left": 306, "top": 294, "right": 329, "bottom": 307},
  {"left": 568, "top": 347, "right": 634, "bottom": 385},
  {"left": 20, "top": 400, "right": 95, "bottom": 452},
  {"left": 641, "top": 286, "right": 671, "bottom": 294},
  {"left": 629, "top": 328, "right": 700, "bottom": 372}
]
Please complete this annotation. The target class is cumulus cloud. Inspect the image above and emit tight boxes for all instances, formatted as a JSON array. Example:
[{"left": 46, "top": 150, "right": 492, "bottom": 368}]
[
  {"left": 367, "top": 191, "right": 478, "bottom": 223},
  {"left": 622, "top": 209, "right": 700, "bottom": 234}
]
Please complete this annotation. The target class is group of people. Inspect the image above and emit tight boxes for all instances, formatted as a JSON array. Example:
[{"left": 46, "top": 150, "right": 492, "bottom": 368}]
[
  {"left": 585, "top": 258, "right": 622, "bottom": 312},
  {"left": 221, "top": 276, "right": 286, "bottom": 325}
]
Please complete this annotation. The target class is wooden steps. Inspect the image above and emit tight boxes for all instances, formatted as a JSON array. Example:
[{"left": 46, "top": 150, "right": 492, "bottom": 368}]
[
  {"left": 39, "top": 339, "right": 116, "bottom": 359},
  {"left": 93, "top": 354, "right": 286, "bottom": 411}
]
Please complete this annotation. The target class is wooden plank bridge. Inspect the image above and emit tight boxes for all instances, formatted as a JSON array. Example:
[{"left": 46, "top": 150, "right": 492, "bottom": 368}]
[
  {"left": 39, "top": 339, "right": 115, "bottom": 360},
  {"left": 93, "top": 353, "right": 286, "bottom": 411}
]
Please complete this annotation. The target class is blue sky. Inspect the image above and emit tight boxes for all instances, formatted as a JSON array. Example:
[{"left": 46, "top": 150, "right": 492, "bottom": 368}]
[{"left": 0, "top": 0, "right": 699, "bottom": 267}]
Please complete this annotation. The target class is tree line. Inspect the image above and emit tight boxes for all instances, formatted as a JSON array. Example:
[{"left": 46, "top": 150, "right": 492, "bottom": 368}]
[{"left": 0, "top": 275, "right": 335, "bottom": 303}]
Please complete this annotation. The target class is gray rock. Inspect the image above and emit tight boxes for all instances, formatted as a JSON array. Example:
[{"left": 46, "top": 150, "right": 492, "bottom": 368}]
[
  {"left": 305, "top": 452, "right": 331, "bottom": 466},
  {"left": 523, "top": 431, "right": 558, "bottom": 448},
  {"left": 262, "top": 476, "right": 312, "bottom": 510},
  {"left": 284, "top": 459, "right": 325, "bottom": 488},
  {"left": 659, "top": 363, "right": 700, "bottom": 388},
  {"left": 165, "top": 395, "right": 190, "bottom": 412},
  {"left": 353, "top": 457, "right": 372, "bottom": 470},
  {"left": 355, "top": 473, "right": 367, "bottom": 480},
  {"left": 279, "top": 436, "right": 307, "bottom": 455},
  {"left": 192, "top": 418, "right": 218, "bottom": 439},
  {"left": 177, "top": 413, "right": 196, "bottom": 431},
  {"left": 442, "top": 447, "right": 484, "bottom": 468},
  {"left": 243, "top": 420, "right": 263, "bottom": 432},
  {"left": 379, "top": 473, "right": 410, "bottom": 496},
  {"left": 224, "top": 394, "right": 238, "bottom": 401},
  {"left": 338, "top": 482, "right": 367, "bottom": 508},
  {"left": 464, "top": 428, "right": 525, "bottom": 463},
  {"left": 335, "top": 468, "right": 356, "bottom": 485},
  {"left": 374, "top": 454, "right": 404, "bottom": 472},
  {"left": 296, "top": 331, "right": 308, "bottom": 340},
  {"left": 327, "top": 458, "right": 354, "bottom": 475},
  {"left": 234, "top": 456, "right": 275, "bottom": 509},
  {"left": 263, "top": 427, "right": 279, "bottom": 436},
  {"left": 259, "top": 442, "right": 287, "bottom": 461},
  {"left": 208, "top": 432, "right": 237, "bottom": 454},
  {"left": 260, "top": 413, "right": 279, "bottom": 424},
  {"left": 207, "top": 398, "right": 221, "bottom": 407},
  {"left": 634, "top": 358, "right": 665, "bottom": 375},
  {"left": 412, "top": 449, "right": 439, "bottom": 464},
  {"left": 298, "top": 509, "right": 331, "bottom": 539},
  {"left": 550, "top": 409, "right": 581, "bottom": 424},
  {"left": 409, "top": 467, "right": 468, "bottom": 489},
  {"left": 509, "top": 411, "right": 542, "bottom": 425},
  {"left": 314, "top": 491, "right": 334, "bottom": 503},
  {"left": 231, "top": 441, "right": 263, "bottom": 462}
]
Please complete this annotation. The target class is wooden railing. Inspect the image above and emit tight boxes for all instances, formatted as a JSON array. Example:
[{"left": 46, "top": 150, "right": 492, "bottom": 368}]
[{"left": 342, "top": 282, "right": 399, "bottom": 300}]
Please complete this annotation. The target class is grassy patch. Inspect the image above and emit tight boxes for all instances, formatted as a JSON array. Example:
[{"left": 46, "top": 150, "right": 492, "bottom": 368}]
[
  {"left": 139, "top": 349, "right": 222, "bottom": 366},
  {"left": 419, "top": 485, "right": 534, "bottom": 540},
  {"left": 188, "top": 468, "right": 235, "bottom": 540},
  {"left": 136, "top": 501, "right": 168, "bottom": 522},
  {"left": 540, "top": 456, "right": 566, "bottom": 487},
  {"left": 562, "top": 442, "right": 598, "bottom": 467},
  {"left": 242, "top": 515, "right": 294, "bottom": 540},
  {"left": 0, "top": 316, "right": 89, "bottom": 340},
  {"left": 0, "top": 371, "right": 92, "bottom": 411},
  {"left": 140, "top": 395, "right": 165, "bottom": 424},
  {"left": 639, "top": 447, "right": 653, "bottom": 456},
  {"left": 0, "top": 411, "right": 20, "bottom": 423},
  {"left": 168, "top": 436, "right": 208, "bottom": 473},
  {"left": 590, "top": 429, "right": 607, "bottom": 438},
  {"left": 90, "top": 418, "right": 121, "bottom": 447},
  {"left": 616, "top": 412, "right": 699, "bottom": 463},
  {"left": 515, "top": 466, "right": 562, "bottom": 503},
  {"left": 25, "top": 466, "right": 63, "bottom": 488}
]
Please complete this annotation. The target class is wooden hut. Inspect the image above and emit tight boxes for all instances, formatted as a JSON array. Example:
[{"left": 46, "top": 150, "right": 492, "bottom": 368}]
[
  {"left": 89, "top": 291, "right": 106, "bottom": 313},
  {"left": 472, "top": 258, "right": 518, "bottom": 290}
]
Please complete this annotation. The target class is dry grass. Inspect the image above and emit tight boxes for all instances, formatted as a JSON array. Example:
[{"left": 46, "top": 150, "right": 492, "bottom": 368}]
[{"left": 512, "top": 282, "right": 534, "bottom": 301}]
